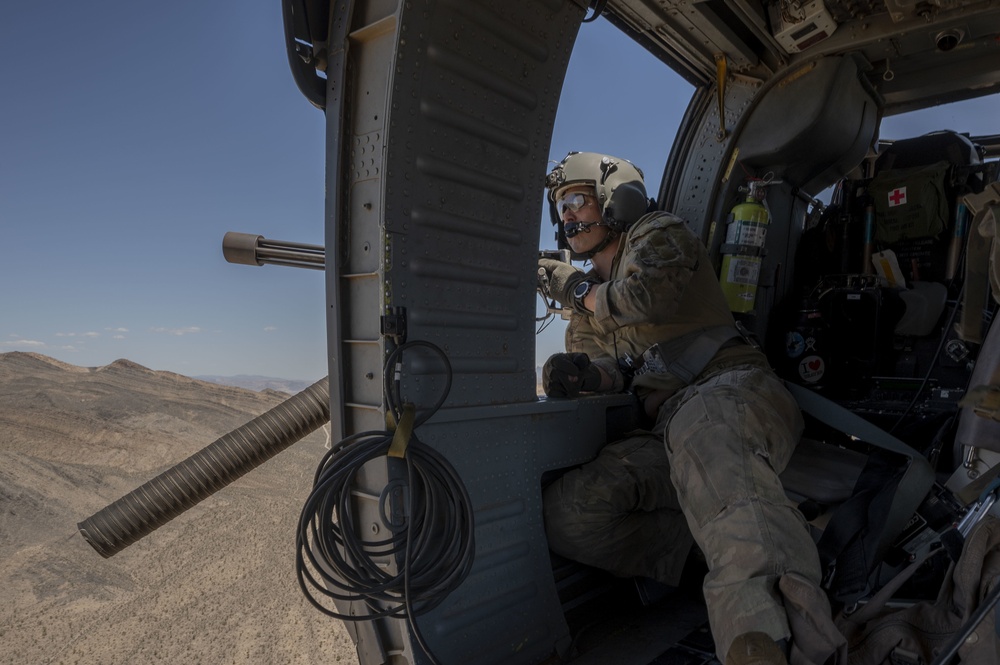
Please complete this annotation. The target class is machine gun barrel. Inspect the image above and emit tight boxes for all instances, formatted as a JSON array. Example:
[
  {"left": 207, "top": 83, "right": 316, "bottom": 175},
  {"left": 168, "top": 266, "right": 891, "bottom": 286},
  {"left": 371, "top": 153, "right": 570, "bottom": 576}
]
[
  {"left": 222, "top": 231, "right": 325, "bottom": 270},
  {"left": 78, "top": 377, "right": 330, "bottom": 558}
]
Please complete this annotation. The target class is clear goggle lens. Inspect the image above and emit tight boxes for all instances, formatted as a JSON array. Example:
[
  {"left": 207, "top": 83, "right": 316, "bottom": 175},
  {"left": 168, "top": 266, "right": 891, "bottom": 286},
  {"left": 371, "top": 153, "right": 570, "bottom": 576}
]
[{"left": 556, "top": 192, "right": 593, "bottom": 216}]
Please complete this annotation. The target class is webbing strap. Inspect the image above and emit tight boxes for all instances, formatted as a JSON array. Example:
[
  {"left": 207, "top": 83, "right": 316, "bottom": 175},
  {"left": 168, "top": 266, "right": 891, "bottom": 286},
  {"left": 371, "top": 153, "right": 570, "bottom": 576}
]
[
  {"left": 786, "top": 382, "right": 935, "bottom": 602},
  {"left": 786, "top": 382, "right": 932, "bottom": 461},
  {"left": 816, "top": 453, "right": 907, "bottom": 600},
  {"left": 848, "top": 545, "right": 939, "bottom": 625},
  {"left": 720, "top": 242, "right": 765, "bottom": 257},
  {"left": 661, "top": 326, "right": 742, "bottom": 384},
  {"left": 388, "top": 403, "right": 416, "bottom": 458},
  {"left": 715, "top": 54, "right": 728, "bottom": 140},
  {"left": 958, "top": 183, "right": 1000, "bottom": 342}
]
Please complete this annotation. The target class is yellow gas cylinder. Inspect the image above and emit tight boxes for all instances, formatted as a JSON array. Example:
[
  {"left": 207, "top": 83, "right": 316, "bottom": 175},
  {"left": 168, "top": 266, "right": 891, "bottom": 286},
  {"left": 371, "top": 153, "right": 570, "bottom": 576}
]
[{"left": 719, "top": 183, "right": 770, "bottom": 313}]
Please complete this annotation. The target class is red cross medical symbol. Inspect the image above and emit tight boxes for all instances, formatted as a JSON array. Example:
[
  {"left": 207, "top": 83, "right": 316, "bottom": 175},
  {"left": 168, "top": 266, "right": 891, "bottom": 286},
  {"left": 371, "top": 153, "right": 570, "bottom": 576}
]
[{"left": 888, "top": 188, "right": 907, "bottom": 207}]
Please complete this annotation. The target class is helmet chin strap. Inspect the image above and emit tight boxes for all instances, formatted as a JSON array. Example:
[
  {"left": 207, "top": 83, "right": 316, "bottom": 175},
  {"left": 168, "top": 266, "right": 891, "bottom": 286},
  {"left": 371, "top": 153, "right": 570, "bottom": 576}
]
[
  {"left": 565, "top": 220, "right": 619, "bottom": 259},
  {"left": 581, "top": 229, "right": 619, "bottom": 258}
]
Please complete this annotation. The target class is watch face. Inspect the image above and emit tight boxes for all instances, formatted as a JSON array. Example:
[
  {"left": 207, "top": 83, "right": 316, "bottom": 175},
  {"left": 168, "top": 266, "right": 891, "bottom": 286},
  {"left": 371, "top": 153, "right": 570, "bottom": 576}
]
[{"left": 574, "top": 281, "right": 591, "bottom": 299}]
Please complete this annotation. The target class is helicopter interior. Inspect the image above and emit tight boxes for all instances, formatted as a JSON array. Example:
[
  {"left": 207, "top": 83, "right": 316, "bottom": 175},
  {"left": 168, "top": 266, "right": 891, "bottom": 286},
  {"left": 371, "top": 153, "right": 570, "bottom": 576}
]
[{"left": 543, "top": 125, "right": 1000, "bottom": 665}]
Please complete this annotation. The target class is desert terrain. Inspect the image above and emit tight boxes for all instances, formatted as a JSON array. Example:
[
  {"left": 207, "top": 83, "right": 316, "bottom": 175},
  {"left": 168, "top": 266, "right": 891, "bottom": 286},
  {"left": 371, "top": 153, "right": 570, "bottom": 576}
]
[{"left": 0, "top": 352, "right": 356, "bottom": 664}]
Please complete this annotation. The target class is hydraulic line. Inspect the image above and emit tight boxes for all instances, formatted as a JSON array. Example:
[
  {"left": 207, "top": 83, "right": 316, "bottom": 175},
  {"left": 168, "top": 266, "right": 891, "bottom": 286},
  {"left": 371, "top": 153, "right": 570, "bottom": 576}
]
[{"left": 78, "top": 377, "right": 330, "bottom": 558}]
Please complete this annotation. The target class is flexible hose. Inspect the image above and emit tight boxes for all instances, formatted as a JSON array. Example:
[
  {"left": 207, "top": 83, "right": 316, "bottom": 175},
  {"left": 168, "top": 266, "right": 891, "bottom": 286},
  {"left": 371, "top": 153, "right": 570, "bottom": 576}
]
[{"left": 78, "top": 377, "right": 330, "bottom": 558}]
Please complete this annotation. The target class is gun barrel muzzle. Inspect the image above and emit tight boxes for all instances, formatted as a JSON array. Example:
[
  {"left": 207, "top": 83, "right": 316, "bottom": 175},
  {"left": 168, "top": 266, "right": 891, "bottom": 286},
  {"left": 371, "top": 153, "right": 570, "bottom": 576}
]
[{"left": 222, "top": 232, "right": 325, "bottom": 270}]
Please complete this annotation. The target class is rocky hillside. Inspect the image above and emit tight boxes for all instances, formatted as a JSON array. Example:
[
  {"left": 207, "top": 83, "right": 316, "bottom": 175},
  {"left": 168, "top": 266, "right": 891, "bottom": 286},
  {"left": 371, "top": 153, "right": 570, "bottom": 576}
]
[
  {"left": 0, "top": 352, "right": 353, "bottom": 664},
  {"left": 193, "top": 374, "right": 316, "bottom": 395}
]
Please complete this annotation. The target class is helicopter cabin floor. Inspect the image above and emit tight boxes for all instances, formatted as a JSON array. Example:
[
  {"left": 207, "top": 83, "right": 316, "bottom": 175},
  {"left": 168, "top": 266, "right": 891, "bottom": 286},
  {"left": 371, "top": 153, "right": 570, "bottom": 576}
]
[
  {"left": 553, "top": 556, "right": 718, "bottom": 665},
  {"left": 568, "top": 589, "right": 716, "bottom": 665}
]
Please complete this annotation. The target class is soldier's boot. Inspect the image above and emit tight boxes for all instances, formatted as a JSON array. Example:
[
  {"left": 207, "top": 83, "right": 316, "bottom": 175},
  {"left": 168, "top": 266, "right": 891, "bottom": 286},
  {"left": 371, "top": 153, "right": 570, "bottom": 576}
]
[{"left": 725, "top": 632, "right": 788, "bottom": 665}]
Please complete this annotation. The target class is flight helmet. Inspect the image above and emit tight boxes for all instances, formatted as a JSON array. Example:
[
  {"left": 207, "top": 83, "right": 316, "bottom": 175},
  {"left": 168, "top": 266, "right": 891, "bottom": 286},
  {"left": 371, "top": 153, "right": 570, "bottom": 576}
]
[{"left": 545, "top": 152, "right": 650, "bottom": 258}]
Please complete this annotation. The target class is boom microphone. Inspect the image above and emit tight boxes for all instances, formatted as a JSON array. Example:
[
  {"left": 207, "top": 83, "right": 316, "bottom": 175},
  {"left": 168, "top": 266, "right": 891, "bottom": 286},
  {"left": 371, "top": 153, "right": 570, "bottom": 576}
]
[{"left": 564, "top": 221, "right": 603, "bottom": 238}]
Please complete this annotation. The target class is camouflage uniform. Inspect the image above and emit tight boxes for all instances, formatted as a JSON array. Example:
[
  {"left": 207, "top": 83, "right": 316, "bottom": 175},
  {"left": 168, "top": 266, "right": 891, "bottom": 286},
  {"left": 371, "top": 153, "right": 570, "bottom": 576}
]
[{"left": 543, "top": 211, "right": 823, "bottom": 658}]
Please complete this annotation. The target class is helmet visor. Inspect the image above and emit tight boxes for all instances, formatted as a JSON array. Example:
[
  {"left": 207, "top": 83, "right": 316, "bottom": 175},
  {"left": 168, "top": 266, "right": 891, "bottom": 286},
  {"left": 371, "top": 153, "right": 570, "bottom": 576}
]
[{"left": 555, "top": 192, "right": 594, "bottom": 217}]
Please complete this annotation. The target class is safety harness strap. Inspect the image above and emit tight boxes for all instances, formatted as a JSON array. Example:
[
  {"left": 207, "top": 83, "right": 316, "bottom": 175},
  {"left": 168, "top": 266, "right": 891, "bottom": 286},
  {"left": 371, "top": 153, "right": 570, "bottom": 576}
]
[
  {"left": 661, "top": 326, "right": 743, "bottom": 384},
  {"left": 816, "top": 452, "right": 908, "bottom": 601},
  {"left": 630, "top": 325, "right": 744, "bottom": 385},
  {"left": 786, "top": 382, "right": 935, "bottom": 603}
]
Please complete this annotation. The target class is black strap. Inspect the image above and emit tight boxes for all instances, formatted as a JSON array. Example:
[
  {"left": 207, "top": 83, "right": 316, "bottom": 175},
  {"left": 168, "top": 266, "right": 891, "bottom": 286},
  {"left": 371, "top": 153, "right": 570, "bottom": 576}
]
[
  {"left": 659, "top": 326, "right": 742, "bottom": 384},
  {"left": 786, "top": 382, "right": 935, "bottom": 604},
  {"left": 720, "top": 242, "right": 765, "bottom": 257},
  {"left": 816, "top": 451, "right": 907, "bottom": 601}
]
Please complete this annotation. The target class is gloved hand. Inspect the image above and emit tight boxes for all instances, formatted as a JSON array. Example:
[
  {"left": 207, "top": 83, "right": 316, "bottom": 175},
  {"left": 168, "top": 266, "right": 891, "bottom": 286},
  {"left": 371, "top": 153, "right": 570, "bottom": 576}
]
[
  {"left": 537, "top": 258, "right": 585, "bottom": 307},
  {"left": 542, "top": 353, "right": 602, "bottom": 398}
]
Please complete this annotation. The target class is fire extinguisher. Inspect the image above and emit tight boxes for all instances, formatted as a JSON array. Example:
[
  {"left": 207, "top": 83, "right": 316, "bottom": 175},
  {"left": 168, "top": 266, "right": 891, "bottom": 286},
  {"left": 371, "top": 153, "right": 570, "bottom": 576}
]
[{"left": 719, "top": 179, "right": 779, "bottom": 313}]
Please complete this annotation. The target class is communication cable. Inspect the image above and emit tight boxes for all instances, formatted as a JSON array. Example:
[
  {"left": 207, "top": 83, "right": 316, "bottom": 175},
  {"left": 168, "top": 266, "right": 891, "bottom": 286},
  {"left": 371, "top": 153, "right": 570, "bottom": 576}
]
[{"left": 295, "top": 341, "right": 474, "bottom": 665}]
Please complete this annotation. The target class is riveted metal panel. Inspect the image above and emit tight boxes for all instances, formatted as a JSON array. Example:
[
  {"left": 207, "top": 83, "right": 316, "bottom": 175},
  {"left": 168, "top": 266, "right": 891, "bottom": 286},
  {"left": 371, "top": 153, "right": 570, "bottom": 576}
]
[
  {"left": 407, "top": 394, "right": 639, "bottom": 665},
  {"left": 320, "top": 1, "right": 604, "bottom": 664},
  {"left": 380, "top": 0, "right": 577, "bottom": 412},
  {"left": 670, "top": 76, "right": 761, "bottom": 239}
]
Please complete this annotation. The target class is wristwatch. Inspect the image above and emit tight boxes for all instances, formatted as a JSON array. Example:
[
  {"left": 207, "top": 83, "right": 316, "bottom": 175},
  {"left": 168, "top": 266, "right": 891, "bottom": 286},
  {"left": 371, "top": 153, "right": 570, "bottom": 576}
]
[{"left": 573, "top": 279, "right": 597, "bottom": 303}]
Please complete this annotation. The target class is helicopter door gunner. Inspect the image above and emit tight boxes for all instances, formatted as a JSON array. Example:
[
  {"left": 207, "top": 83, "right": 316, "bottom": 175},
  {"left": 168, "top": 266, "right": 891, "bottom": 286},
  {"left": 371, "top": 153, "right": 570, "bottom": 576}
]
[{"left": 537, "top": 152, "right": 836, "bottom": 665}]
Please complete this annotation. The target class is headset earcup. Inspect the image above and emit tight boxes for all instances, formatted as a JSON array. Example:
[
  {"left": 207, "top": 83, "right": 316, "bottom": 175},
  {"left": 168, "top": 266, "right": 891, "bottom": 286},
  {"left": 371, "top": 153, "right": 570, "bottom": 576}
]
[{"left": 604, "top": 181, "right": 648, "bottom": 230}]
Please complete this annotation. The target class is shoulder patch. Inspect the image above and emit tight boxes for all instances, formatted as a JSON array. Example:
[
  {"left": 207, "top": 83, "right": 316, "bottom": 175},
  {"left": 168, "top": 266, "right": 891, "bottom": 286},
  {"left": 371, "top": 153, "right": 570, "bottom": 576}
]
[{"left": 626, "top": 212, "right": 687, "bottom": 243}]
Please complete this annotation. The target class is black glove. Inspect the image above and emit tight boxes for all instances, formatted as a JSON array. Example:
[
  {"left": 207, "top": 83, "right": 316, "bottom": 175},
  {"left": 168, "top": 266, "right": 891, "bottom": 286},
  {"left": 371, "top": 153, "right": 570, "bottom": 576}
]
[
  {"left": 542, "top": 353, "right": 602, "bottom": 398},
  {"left": 537, "top": 258, "right": 585, "bottom": 307}
]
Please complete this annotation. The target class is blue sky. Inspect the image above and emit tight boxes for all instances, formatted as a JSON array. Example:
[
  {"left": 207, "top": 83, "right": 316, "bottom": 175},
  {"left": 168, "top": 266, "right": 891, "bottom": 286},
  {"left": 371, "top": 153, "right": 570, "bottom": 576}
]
[
  {"left": 2, "top": 2, "right": 326, "bottom": 379},
  {"left": 2, "top": 2, "right": 997, "bottom": 380}
]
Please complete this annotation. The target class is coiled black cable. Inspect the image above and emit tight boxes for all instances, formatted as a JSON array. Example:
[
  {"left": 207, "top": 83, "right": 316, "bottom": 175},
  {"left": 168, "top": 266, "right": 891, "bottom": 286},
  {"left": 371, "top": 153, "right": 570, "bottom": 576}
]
[{"left": 295, "top": 341, "right": 474, "bottom": 664}]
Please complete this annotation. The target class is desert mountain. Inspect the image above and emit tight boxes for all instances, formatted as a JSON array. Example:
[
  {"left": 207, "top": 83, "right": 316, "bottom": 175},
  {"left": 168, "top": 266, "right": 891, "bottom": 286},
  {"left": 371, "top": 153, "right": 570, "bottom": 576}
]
[
  {"left": 193, "top": 374, "right": 317, "bottom": 395},
  {"left": 0, "top": 352, "right": 353, "bottom": 664}
]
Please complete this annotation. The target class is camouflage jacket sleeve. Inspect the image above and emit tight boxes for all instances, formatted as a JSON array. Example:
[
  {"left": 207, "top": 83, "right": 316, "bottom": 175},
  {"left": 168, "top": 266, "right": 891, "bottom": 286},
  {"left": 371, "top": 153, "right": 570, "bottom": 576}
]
[
  {"left": 591, "top": 213, "right": 699, "bottom": 337},
  {"left": 565, "top": 312, "right": 626, "bottom": 393}
]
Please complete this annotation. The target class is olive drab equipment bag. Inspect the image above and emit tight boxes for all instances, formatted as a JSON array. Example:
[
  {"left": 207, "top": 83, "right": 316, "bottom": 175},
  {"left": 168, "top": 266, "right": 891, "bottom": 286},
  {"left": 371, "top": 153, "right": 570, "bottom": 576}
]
[
  {"left": 869, "top": 161, "right": 951, "bottom": 244},
  {"left": 836, "top": 515, "right": 1000, "bottom": 665},
  {"left": 869, "top": 131, "right": 985, "bottom": 285}
]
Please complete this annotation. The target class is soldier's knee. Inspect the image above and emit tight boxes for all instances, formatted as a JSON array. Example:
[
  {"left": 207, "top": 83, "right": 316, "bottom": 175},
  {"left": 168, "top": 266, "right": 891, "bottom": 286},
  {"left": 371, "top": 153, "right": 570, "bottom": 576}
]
[
  {"left": 542, "top": 481, "right": 585, "bottom": 556},
  {"left": 542, "top": 477, "right": 621, "bottom": 556}
]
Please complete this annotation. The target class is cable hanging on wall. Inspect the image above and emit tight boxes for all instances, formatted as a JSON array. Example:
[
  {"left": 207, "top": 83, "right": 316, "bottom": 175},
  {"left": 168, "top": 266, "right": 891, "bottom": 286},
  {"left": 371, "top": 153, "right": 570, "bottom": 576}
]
[{"left": 295, "top": 340, "right": 475, "bottom": 665}]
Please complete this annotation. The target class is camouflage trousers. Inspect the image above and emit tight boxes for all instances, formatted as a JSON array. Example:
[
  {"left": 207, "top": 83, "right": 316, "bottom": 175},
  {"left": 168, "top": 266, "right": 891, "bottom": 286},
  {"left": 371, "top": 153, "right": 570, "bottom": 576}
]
[
  {"left": 543, "top": 365, "right": 823, "bottom": 659},
  {"left": 543, "top": 431, "right": 696, "bottom": 585}
]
